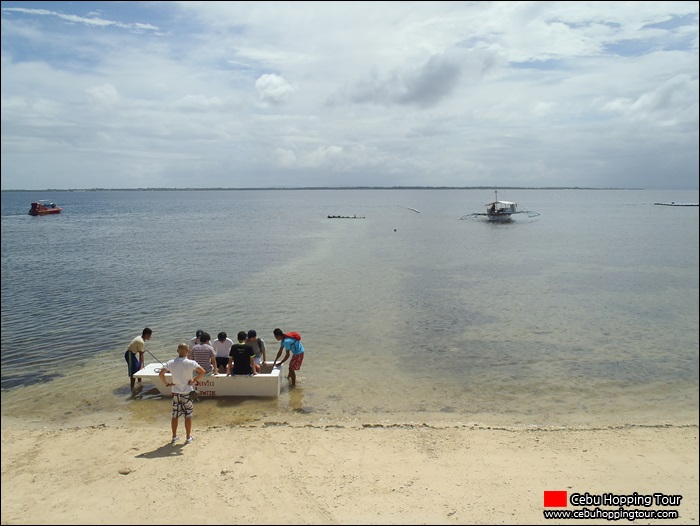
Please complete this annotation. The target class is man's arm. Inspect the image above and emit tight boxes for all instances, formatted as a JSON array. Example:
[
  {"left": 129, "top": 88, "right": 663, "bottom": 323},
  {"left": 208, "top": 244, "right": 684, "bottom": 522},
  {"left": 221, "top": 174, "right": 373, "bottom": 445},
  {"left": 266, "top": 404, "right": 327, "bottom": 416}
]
[
  {"left": 272, "top": 346, "right": 284, "bottom": 366},
  {"left": 278, "top": 349, "right": 291, "bottom": 366},
  {"left": 249, "top": 355, "right": 256, "bottom": 375},
  {"left": 191, "top": 366, "right": 206, "bottom": 385}
]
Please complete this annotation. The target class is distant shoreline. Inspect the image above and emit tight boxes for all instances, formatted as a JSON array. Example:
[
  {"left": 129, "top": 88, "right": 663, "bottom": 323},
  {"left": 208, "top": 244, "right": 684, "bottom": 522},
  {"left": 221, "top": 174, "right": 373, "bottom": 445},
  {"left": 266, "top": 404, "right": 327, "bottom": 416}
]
[{"left": 2, "top": 186, "right": 646, "bottom": 192}]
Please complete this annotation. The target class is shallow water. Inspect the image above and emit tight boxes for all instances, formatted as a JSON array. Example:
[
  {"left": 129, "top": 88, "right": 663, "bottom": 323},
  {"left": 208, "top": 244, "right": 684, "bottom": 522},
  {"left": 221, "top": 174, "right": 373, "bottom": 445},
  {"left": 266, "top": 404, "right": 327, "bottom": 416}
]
[{"left": 1, "top": 188, "right": 698, "bottom": 429}]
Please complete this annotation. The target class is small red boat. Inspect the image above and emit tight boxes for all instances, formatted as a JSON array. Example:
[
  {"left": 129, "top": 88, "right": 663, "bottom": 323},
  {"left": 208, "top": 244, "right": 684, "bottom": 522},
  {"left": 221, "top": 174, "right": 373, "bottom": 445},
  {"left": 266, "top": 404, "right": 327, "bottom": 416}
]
[{"left": 28, "top": 201, "right": 63, "bottom": 216}]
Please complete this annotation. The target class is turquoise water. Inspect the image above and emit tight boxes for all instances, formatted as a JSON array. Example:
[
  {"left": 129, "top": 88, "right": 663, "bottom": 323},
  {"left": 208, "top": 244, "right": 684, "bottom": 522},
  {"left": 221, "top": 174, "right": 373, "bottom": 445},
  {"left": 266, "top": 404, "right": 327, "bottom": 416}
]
[{"left": 1, "top": 188, "right": 698, "bottom": 429}]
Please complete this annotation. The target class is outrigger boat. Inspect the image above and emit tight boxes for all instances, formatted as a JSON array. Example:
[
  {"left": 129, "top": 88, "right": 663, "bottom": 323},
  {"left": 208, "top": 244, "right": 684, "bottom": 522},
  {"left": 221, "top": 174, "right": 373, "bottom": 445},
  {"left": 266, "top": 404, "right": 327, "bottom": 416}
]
[
  {"left": 133, "top": 361, "right": 283, "bottom": 397},
  {"left": 28, "top": 200, "right": 62, "bottom": 216},
  {"left": 327, "top": 214, "right": 365, "bottom": 219},
  {"left": 461, "top": 189, "right": 539, "bottom": 222}
]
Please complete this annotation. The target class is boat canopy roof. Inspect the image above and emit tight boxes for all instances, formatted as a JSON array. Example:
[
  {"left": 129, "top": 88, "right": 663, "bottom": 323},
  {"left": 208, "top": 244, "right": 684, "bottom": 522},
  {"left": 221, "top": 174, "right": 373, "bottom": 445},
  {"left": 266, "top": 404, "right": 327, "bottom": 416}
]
[{"left": 486, "top": 200, "right": 516, "bottom": 206}]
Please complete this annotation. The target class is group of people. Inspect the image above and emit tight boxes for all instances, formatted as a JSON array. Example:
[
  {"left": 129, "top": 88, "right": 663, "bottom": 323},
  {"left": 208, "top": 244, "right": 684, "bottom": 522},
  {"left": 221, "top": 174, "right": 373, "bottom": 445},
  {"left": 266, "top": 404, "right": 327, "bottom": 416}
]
[
  {"left": 188, "top": 329, "right": 267, "bottom": 376},
  {"left": 124, "top": 326, "right": 306, "bottom": 445}
]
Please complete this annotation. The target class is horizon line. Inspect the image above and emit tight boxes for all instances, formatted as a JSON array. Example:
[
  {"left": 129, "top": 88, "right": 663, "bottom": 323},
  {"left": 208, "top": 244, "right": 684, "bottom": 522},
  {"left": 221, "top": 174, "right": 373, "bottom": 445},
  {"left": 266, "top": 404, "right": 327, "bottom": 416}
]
[{"left": 1, "top": 185, "right": 660, "bottom": 192}]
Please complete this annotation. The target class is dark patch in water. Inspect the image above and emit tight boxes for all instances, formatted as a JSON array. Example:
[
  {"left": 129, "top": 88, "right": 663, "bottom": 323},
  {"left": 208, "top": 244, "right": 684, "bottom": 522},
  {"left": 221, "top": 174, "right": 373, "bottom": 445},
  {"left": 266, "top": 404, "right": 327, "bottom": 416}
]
[{"left": 1, "top": 372, "right": 64, "bottom": 390}]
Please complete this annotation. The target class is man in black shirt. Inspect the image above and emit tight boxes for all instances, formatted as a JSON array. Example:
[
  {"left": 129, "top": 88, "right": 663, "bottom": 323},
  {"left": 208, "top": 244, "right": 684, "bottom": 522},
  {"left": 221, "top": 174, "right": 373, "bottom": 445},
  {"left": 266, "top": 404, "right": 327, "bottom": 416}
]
[{"left": 226, "top": 331, "right": 256, "bottom": 376}]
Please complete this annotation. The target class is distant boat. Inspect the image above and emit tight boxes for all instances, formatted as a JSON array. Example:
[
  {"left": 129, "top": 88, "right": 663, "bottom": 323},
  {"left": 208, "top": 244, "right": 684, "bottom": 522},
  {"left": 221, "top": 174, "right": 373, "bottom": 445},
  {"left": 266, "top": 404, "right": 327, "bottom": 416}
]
[
  {"left": 654, "top": 202, "right": 699, "bottom": 207},
  {"left": 460, "top": 189, "right": 539, "bottom": 222},
  {"left": 327, "top": 214, "right": 365, "bottom": 219},
  {"left": 28, "top": 200, "right": 62, "bottom": 216}
]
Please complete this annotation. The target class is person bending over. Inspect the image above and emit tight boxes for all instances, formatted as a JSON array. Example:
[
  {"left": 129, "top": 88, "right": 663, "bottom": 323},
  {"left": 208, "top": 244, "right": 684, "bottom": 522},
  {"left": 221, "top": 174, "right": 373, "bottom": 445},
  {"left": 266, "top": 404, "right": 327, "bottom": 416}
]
[{"left": 272, "top": 328, "right": 305, "bottom": 386}]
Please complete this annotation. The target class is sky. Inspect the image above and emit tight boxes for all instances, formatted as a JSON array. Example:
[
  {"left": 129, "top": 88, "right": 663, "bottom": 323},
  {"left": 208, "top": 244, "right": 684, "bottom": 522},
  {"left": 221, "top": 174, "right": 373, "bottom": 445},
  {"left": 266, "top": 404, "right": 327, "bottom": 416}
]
[{"left": 1, "top": 1, "right": 698, "bottom": 190}]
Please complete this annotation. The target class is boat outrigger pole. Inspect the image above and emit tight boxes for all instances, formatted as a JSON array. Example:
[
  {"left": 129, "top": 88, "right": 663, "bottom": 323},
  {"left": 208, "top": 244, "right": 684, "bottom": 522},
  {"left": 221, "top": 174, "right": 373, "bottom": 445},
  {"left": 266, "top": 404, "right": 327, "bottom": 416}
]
[{"left": 146, "top": 349, "right": 165, "bottom": 367}]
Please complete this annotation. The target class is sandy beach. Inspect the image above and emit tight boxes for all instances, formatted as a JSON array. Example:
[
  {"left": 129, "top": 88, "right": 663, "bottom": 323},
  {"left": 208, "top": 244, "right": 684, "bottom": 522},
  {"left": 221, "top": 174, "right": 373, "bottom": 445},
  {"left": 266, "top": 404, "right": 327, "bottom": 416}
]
[{"left": 1, "top": 420, "right": 697, "bottom": 525}]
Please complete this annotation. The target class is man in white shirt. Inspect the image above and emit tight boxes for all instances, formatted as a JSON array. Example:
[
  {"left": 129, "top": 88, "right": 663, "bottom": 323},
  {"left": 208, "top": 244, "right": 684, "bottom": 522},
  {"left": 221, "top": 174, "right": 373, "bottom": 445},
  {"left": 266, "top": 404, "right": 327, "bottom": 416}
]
[
  {"left": 190, "top": 329, "right": 204, "bottom": 349},
  {"left": 159, "top": 343, "right": 205, "bottom": 445},
  {"left": 211, "top": 331, "right": 234, "bottom": 373}
]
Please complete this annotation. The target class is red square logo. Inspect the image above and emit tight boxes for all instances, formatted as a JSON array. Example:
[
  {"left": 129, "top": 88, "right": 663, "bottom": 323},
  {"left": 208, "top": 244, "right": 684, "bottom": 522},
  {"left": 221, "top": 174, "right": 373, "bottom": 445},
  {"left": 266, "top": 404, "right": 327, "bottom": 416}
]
[{"left": 544, "top": 490, "right": 568, "bottom": 507}]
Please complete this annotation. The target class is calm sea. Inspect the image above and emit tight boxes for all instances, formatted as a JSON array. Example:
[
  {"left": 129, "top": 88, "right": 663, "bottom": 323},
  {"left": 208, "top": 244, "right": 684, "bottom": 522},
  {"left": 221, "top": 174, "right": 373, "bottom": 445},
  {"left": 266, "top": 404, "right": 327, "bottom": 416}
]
[{"left": 1, "top": 189, "right": 698, "bottom": 429}]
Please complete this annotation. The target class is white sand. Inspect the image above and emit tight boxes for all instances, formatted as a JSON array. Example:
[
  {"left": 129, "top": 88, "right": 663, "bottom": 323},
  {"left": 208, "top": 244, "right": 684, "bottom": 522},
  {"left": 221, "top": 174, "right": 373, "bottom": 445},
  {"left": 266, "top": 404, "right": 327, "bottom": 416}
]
[{"left": 1, "top": 421, "right": 697, "bottom": 525}]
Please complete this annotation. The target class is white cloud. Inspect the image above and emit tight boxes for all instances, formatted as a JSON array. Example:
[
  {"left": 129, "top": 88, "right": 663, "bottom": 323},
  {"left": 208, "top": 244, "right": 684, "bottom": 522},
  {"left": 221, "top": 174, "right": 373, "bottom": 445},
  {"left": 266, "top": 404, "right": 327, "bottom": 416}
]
[
  {"left": 255, "top": 73, "right": 294, "bottom": 105},
  {"left": 1, "top": 1, "right": 697, "bottom": 189},
  {"left": 85, "top": 83, "right": 120, "bottom": 108}
]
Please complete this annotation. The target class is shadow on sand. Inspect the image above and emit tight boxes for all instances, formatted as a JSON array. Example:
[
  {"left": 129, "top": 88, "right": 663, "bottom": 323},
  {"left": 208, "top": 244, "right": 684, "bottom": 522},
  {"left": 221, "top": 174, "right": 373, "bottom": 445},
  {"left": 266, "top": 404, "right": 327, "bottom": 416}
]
[{"left": 136, "top": 442, "right": 187, "bottom": 459}]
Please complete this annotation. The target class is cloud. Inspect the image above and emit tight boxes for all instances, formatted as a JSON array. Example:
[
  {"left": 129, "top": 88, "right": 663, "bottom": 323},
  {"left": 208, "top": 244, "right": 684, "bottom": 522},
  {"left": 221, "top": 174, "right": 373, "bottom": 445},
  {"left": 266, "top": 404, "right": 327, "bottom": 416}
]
[
  {"left": 598, "top": 73, "right": 698, "bottom": 127},
  {"left": 1, "top": 1, "right": 697, "bottom": 190},
  {"left": 2, "top": 6, "right": 159, "bottom": 32},
  {"left": 85, "top": 83, "right": 120, "bottom": 108},
  {"left": 256, "top": 73, "right": 294, "bottom": 105},
  {"left": 341, "top": 51, "right": 459, "bottom": 108}
]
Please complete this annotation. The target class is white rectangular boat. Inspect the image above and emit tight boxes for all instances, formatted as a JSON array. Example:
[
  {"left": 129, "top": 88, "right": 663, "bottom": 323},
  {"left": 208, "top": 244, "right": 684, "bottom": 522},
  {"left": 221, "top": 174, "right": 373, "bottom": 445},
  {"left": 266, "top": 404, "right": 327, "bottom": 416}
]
[{"left": 133, "top": 362, "right": 283, "bottom": 397}]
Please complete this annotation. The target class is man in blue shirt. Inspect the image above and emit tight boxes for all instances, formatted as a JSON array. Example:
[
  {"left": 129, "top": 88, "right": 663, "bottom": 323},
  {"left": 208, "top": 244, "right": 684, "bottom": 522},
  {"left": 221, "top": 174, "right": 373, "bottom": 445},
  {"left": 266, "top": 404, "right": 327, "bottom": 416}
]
[{"left": 272, "top": 328, "right": 305, "bottom": 386}]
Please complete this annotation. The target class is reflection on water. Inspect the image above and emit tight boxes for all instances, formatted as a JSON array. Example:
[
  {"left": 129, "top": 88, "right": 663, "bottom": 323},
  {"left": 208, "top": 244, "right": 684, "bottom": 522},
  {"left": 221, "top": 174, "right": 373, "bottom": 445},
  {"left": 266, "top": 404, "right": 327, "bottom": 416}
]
[{"left": 1, "top": 189, "right": 698, "bottom": 429}]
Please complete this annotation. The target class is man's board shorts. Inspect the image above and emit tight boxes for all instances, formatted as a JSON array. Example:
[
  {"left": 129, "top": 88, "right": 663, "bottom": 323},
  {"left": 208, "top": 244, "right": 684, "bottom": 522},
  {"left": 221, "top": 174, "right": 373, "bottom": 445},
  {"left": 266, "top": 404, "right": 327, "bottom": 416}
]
[
  {"left": 124, "top": 351, "right": 140, "bottom": 378},
  {"left": 172, "top": 393, "right": 194, "bottom": 419},
  {"left": 289, "top": 353, "right": 304, "bottom": 371}
]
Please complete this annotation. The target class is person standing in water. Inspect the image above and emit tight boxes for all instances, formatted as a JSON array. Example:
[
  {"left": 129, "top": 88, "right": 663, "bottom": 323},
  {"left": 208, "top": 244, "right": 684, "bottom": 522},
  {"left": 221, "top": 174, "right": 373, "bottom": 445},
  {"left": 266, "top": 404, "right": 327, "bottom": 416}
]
[
  {"left": 124, "top": 327, "right": 152, "bottom": 391},
  {"left": 272, "top": 328, "right": 305, "bottom": 386}
]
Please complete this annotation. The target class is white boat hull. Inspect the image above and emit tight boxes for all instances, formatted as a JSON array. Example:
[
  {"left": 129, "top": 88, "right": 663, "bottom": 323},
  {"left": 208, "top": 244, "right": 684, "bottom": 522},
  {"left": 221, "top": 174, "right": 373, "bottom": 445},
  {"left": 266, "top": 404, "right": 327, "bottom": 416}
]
[
  {"left": 486, "top": 212, "right": 514, "bottom": 222},
  {"left": 133, "top": 361, "right": 283, "bottom": 397}
]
